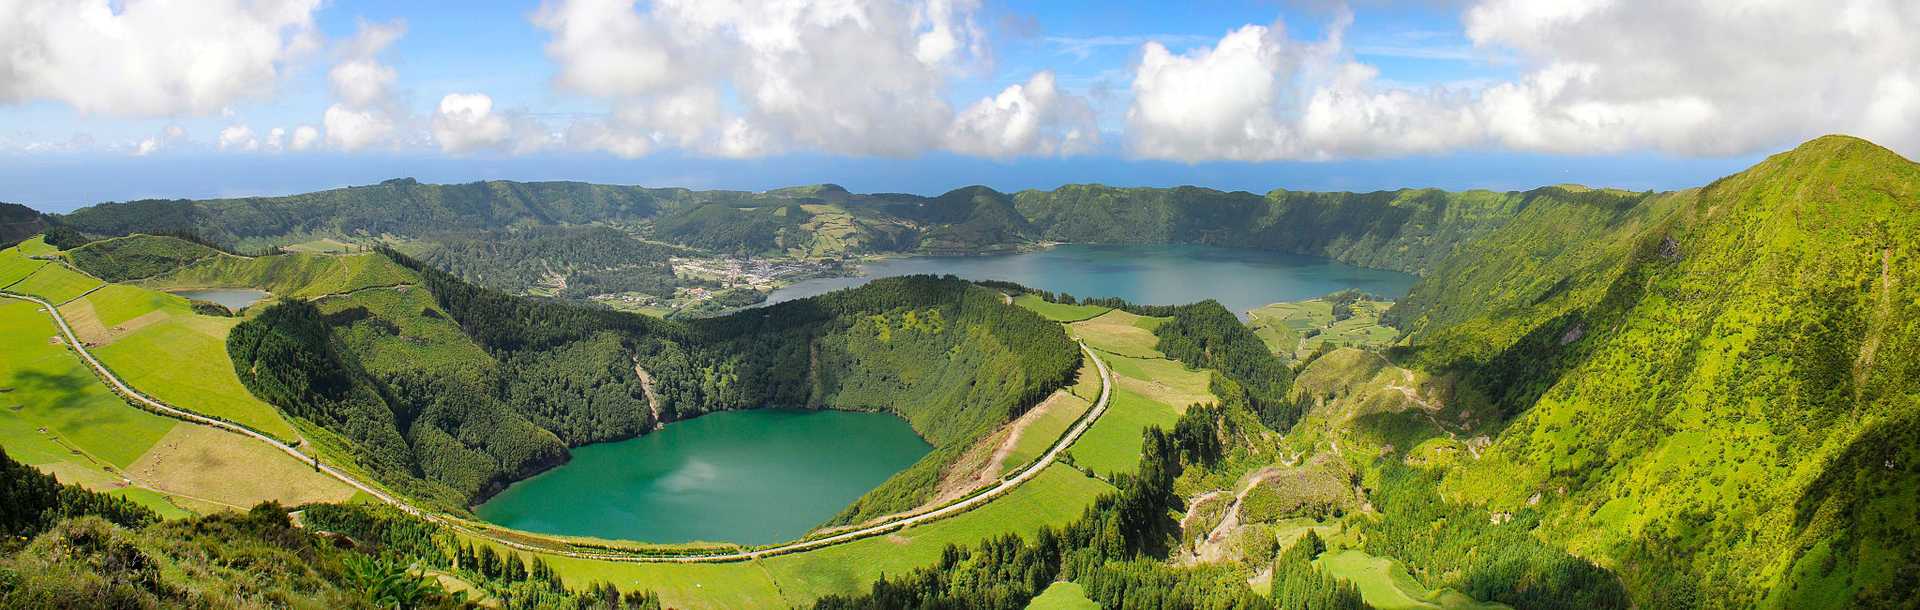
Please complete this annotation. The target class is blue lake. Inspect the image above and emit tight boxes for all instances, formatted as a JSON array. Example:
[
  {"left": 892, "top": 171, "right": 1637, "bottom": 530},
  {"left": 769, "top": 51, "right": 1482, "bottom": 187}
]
[{"left": 767, "top": 243, "right": 1419, "bottom": 316}]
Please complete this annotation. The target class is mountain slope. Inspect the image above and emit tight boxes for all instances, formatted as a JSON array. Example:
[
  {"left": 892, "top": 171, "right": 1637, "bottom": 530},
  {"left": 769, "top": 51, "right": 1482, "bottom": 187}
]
[
  {"left": 0, "top": 202, "right": 45, "bottom": 248},
  {"left": 1395, "top": 135, "right": 1920, "bottom": 608}
]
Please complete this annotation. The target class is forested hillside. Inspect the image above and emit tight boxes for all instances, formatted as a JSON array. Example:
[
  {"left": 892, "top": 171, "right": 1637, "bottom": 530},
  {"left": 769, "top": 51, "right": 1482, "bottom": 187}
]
[
  {"left": 0, "top": 202, "right": 44, "bottom": 249},
  {"left": 1382, "top": 135, "right": 1920, "bottom": 608},
  {"left": 220, "top": 241, "right": 1075, "bottom": 517},
  {"left": 50, "top": 176, "right": 1565, "bottom": 281}
]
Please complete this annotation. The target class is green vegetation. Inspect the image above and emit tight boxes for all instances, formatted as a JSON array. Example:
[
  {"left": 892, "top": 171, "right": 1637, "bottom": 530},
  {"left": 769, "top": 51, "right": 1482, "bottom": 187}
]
[
  {"left": 0, "top": 202, "right": 46, "bottom": 249},
  {"left": 0, "top": 299, "right": 176, "bottom": 469},
  {"left": 46, "top": 281, "right": 303, "bottom": 442},
  {"left": 94, "top": 314, "right": 301, "bottom": 442},
  {"left": 140, "top": 250, "right": 417, "bottom": 298},
  {"left": 420, "top": 225, "right": 699, "bottom": 300},
  {"left": 999, "top": 392, "right": 1093, "bottom": 476},
  {"left": 8, "top": 134, "right": 1916, "bottom": 609},
  {"left": 7, "top": 263, "right": 103, "bottom": 305},
  {"left": 1067, "top": 309, "right": 1165, "bottom": 358},
  {"left": 0, "top": 451, "right": 666, "bottom": 609},
  {"left": 1014, "top": 293, "right": 1111, "bottom": 322},
  {"left": 1249, "top": 290, "right": 1399, "bottom": 359},
  {"left": 219, "top": 249, "right": 1075, "bottom": 520},
  {"left": 1068, "top": 388, "right": 1179, "bottom": 478},
  {"left": 1313, "top": 549, "right": 1501, "bottom": 610},
  {"left": 1026, "top": 581, "right": 1100, "bottom": 609},
  {"left": 0, "top": 243, "right": 50, "bottom": 287},
  {"left": 65, "top": 234, "right": 222, "bottom": 282},
  {"left": 1372, "top": 135, "right": 1920, "bottom": 608}
]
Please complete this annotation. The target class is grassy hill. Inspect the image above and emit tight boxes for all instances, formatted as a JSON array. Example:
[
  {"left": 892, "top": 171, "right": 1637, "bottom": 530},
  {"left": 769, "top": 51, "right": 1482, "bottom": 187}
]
[{"left": 1382, "top": 135, "right": 1920, "bottom": 608}]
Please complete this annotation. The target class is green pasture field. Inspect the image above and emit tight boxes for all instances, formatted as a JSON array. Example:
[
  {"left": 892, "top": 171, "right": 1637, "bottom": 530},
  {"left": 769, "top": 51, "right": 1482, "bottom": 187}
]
[
  {"left": 999, "top": 392, "right": 1093, "bottom": 476},
  {"left": 1098, "top": 352, "right": 1212, "bottom": 411},
  {"left": 0, "top": 243, "right": 50, "bottom": 287},
  {"left": 1248, "top": 298, "right": 1399, "bottom": 358},
  {"left": 1026, "top": 581, "right": 1100, "bottom": 609},
  {"left": 0, "top": 299, "right": 177, "bottom": 468},
  {"left": 15, "top": 235, "right": 58, "bottom": 257},
  {"left": 8, "top": 263, "right": 104, "bottom": 305},
  {"left": 1067, "top": 309, "right": 1168, "bottom": 358},
  {"left": 1314, "top": 549, "right": 1508, "bottom": 610},
  {"left": 1013, "top": 294, "right": 1112, "bottom": 322},
  {"left": 93, "top": 311, "right": 301, "bottom": 442},
  {"left": 1067, "top": 387, "right": 1179, "bottom": 478}
]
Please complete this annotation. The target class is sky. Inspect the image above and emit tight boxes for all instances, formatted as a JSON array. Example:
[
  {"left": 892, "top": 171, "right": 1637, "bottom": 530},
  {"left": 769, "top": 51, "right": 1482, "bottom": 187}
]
[{"left": 2, "top": 0, "right": 1915, "bottom": 212}]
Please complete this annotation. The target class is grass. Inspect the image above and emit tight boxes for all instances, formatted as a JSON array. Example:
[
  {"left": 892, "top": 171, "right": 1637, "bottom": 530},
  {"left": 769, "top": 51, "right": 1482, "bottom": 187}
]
[
  {"left": 1026, "top": 581, "right": 1100, "bottom": 609},
  {"left": 108, "top": 486, "right": 197, "bottom": 520},
  {"left": 0, "top": 243, "right": 50, "bottom": 287},
  {"left": 998, "top": 391, "right": 1092, "bottom": 476},
  {"left": 1013, "top": 294, "right": 1111, "bottom": 322},
  {"left": 1314, "top": 550, "right": 1508, "bottom": 610},
  {"left": 1067, "top": 387, "right": 1179, "bottom": 478},
  {"left": 528, "top": 464, "right": 1113, "bottom": 609},
  {"left": 124, "top": 424, "right": 356, "bottom": 509},
  {"left": 76, "top": 284, "right": 301, "bottom": 442},
  {"left": 1099, "top": 352, "right": 1213, "bottom": 412},
  {"left": 1248, "top": 297, "right": 1399, "bottom": 359},
  {"left": 15, "top": 235, "right": 58, "bottom": 257},
  {"left": 1068, "top": 310, "right": 1167, "bottom": 358},
  {"left": 758, "top": 464, "right": 1112, "bottom": 605},
  {"left": 0, "top": 299, "right": 176, "bottom": 468},
  {"left": 61, "top": 283, "right": 184, "bottom": 333},
  {"left": 8, "top": 263, "right": 104, "bottom": 305},
  {"left": 281, "top": 238, "right": 358, "bottom": 253},
  {"left": 140, "top": 251, "right": 416, "bottom": 299}
]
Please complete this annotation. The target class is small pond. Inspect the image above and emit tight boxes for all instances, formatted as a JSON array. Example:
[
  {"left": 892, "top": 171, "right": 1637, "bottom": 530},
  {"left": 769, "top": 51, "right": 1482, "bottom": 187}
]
[{"left": 171, "top": 288, "right": 271, "bottom": 311}]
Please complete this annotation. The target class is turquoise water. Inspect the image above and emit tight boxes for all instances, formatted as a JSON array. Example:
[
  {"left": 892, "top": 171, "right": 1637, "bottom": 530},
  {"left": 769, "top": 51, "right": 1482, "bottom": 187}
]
[
  {"left": 474, "top": 409, "right": 930, "bottom": 545},
  {"left": 767, "top": 244, "right": 1418, "bottom": 316}
]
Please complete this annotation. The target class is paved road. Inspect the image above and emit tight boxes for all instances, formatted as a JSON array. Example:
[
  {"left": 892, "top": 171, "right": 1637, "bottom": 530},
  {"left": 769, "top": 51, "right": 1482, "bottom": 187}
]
[{"left": 3, "top": 289, "right": 1112, "bottom": 563}]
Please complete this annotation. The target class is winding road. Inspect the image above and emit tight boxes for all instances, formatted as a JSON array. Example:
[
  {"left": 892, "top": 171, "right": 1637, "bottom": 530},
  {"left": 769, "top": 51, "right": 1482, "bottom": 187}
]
[{"left": 2, "top": 289, "right": 1112, "bottom": 563}]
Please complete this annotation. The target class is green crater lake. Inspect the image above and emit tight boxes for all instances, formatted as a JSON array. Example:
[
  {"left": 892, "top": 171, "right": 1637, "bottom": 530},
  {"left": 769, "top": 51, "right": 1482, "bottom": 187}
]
[
  {"left": 767, "top": 243, "right": 1419, "bottom": 316},
  {"left": 474, "top": 409, "right": 929, "bottom": 545}
]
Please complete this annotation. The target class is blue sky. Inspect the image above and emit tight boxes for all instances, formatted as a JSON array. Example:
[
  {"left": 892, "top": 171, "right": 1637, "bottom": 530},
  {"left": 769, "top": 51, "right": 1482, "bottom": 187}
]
[{"left": 2, "top": 0, "right": 1911, "bottom": 211}]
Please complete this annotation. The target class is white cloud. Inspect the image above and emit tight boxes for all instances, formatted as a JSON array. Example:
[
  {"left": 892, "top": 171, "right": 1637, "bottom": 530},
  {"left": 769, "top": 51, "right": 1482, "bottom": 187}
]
[
  {"left": 1126, "top": 1, "right": 1920, "bottom": 161},
  {"left": 947, "top": 71, "right": 1100, "bottom": 158},
  {"left": 322, "top": 20, "right": 408, "bottom": 152},
  {"left": 536, "top": 0, "right": 1099, "bottom": 159},
  {"left": 265, "top": 127, "right": 287, "bottom": 151},
  {"left": 431, "top": 92, "right": 555, "bottom": 154},
  {"left": 432, "top": 93, "right": 510, "bottom": 153},
  {"left": 1461, "top": 0, "right": 1920, "bottom": 156},
  {"left": 0, "top": 0, "right": 321, "bottom": 117},
  {"left": 323, "top": 104, "right": 395, "bottom": 151},
  {"left": 132, "top": 125, "right": 189, "bottom": 156},
  {"left": 290, "top": 125, "right": 320, "bottom": 151},
  {"left": 218, "top": 124, "right": 259, "bottom": 151}
]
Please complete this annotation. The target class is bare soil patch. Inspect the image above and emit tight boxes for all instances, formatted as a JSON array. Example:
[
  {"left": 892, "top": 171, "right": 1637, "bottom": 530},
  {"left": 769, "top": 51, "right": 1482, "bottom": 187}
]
[{"left": 126, "top": 425, "right": 356, "bottom": 508}]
